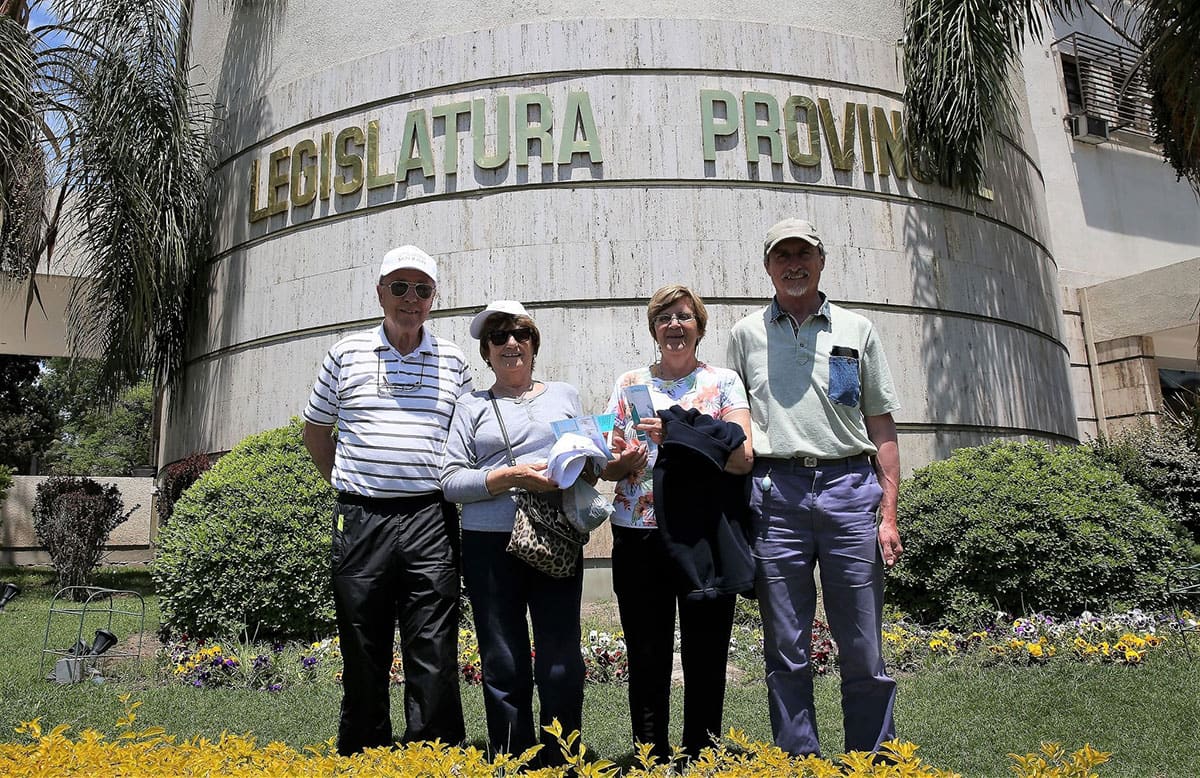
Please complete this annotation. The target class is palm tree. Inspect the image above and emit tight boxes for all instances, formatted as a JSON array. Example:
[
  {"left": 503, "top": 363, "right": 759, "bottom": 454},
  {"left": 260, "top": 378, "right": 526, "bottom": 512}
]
[
  {"left": 902, "top": 0, "right": 1200, "bottom": 196},
  {"left": 0, "top": 0, "right": 209, "bottom": 397}
]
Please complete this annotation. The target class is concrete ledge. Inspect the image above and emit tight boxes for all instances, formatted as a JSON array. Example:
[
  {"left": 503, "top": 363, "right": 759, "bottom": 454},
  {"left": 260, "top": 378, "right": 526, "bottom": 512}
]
[{"left": 1084, "top": 256, "right": 1200, "bottom": 342}]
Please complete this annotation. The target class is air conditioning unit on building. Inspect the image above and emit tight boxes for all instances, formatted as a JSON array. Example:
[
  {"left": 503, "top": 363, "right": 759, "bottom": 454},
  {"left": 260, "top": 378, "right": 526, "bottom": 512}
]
[{"left": 1070, "top": 113, "right": 1109, "bottom": 144}]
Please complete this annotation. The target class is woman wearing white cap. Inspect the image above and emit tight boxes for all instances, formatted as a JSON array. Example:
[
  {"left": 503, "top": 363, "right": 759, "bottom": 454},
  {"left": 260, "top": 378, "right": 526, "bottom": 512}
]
[
  {"left": 441, "top": 300, "right": 586, "bottom": 764},
  {"left": 600, "top": 284, "right": 754, "bottom": 760}
]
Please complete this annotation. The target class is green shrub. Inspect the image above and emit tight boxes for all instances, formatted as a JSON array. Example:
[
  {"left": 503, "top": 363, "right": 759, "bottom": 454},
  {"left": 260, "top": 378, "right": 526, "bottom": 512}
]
[
  {"left": 888, "top": 441, "right": 1187, "bottom": 627},
  {"left": 1090, "top": 420, "right": 1200, "bottom": 544},
  {"left": 45, "top": 379, "right": 154, "bottom": 476},
  {"left": 153, "top": 419, "right": 336, "bottom": 640},
  {"left": 33, "top": 476, "right": 136, "bottom": 596},
  {"left": 0, "top": 464, "right": 11, "bottom": 503},
  {"left": 156, "top": 451, "right": 211, "bottom": 527}
]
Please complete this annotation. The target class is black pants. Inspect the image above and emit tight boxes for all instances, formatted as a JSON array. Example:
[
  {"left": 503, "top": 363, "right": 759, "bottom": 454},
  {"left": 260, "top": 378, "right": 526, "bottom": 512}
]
[
  {"left": 331, "top": 492, "right": 465, "bottom": 755},
  {"left": 612, "top": 525, "right": 736, "bottom": 760},
  {"left": 462, "top": 530, "right": 585, "bottom": 764}
]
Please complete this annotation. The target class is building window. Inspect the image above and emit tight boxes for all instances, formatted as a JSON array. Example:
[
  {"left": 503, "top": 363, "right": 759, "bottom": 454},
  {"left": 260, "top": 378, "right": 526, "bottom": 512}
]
[
  {"left": 1061, "top": 56, "right": 1084, "bottom": 114},
  {"left": 1056, "top": 33, "right": 1154, "bottom": 139},
  {"left": 1160, "top": 368, "right": 1200, "bottom": 417}
]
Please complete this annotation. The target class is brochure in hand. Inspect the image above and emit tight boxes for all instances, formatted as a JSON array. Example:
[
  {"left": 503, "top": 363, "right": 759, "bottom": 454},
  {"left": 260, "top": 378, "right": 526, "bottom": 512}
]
[
  {"left": 550, "top": 414, "right": 614, "bottom": 458},
  {"left": 620, "top": 384, "right": 656, "bottom": 448}
]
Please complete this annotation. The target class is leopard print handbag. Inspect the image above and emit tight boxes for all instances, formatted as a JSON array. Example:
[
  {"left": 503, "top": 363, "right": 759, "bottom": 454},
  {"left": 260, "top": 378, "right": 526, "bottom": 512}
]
[
  {"left": 489, "top": 394, "right": 587, "bottom": 578},
  {"left": 508, "top": 490, "right": 587, "bottom": 578}
]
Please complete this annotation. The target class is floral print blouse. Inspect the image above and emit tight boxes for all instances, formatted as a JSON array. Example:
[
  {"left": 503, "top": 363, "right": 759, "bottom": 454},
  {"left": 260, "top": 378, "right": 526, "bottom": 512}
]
[{"left": 603, "top": 362, "right": 749, "bottom": 528}]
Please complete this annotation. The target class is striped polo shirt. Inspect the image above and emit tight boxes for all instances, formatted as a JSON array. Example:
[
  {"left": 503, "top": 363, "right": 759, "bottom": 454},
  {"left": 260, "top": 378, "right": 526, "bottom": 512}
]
[{"left": 304, "top": 323, "right": 473, "bottom": 497}]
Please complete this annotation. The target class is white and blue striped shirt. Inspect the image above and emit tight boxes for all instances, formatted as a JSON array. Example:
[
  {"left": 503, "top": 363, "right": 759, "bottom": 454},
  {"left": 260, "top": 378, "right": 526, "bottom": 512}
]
[{"left": 304, "top": 323, "right": 473, "bottom": 497}]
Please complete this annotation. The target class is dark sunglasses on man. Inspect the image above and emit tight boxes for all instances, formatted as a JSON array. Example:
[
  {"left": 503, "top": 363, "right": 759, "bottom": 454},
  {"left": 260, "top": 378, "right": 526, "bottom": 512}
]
[
  {"left": 486, "top": 328, "right": 534, "bottom": 346},
  {"left": 384, "top": 280, "right": 435, "bottom": 299}
]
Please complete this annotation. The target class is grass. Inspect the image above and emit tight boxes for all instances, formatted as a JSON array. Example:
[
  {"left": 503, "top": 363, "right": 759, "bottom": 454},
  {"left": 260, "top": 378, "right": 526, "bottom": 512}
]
[{"left": 1, "top": 567, "right": 1198, "bottom": 776}]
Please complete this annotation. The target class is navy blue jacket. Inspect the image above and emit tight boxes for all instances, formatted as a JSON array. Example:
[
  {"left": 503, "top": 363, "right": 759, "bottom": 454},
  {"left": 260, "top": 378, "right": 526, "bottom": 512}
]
[{"left": 651, "top": 406, "right": 754, "bottom": 599}]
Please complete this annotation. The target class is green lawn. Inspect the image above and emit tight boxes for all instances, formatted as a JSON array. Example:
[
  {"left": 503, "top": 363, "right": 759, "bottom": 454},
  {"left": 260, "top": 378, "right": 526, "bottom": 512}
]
[{"left": 1, "top": 567, "right": 1197, "bottom": 777}]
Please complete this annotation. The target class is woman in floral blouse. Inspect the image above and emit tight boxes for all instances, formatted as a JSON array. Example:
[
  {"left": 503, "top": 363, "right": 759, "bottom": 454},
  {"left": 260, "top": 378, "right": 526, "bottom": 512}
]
[{"left": 601, "top": 284, "right": 753, "bottom": 760}]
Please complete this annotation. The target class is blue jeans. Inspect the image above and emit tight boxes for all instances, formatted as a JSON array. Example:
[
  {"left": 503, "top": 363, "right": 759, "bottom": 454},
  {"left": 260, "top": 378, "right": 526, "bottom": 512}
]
[
  {"left": 461, "top": 530, "right": 585, "bottom": 764},
  {"left": 750, "top": 457, "right": 896, "bottom": 756}
]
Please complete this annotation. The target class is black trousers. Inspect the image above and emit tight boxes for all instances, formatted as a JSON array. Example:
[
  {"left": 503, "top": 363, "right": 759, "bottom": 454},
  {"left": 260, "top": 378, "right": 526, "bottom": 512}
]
[
  {"left": 331, "top": 492, "right": 465, "bottom": 755},
  {"left": 612, "top": 525, "right": 737, "bottom": 759},
  {"left": 461, "top": 530, "right": 585, "bottom": 765}
]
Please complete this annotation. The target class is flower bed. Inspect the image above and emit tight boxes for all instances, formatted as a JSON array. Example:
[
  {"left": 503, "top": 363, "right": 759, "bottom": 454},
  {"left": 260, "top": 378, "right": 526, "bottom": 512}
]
[
  {"left": 164, "top": 626, "right": 631, "bottom": 691},
  {"left": 883, "top": 609, "right": 1188, "bottom": 670},
  {"left": 730, "top": 608, "right": 1192, "bottom": 675},
  {"left": 167, "top": 637, "right": 342, "bottom": 691},
  {"left": 160, "top": 609, "right": 1195, "bottom": 692}
]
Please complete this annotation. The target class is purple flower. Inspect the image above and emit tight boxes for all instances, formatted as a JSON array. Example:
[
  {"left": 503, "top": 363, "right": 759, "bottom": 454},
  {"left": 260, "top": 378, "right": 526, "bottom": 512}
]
[
  {"left": 301, "top": 656, "right": 318, "bottom": 670},
  {"left": 268, "top": 683, "right": 282, "bottom": 692},
  {"left": 252, "top": 654, "right": 271, "bottom": 671}
]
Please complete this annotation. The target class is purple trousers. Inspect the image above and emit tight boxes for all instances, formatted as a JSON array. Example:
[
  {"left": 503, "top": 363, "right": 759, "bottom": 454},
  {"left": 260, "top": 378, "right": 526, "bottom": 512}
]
[{"left": 750, "top": 457, "right": 896, "bottom": 757}]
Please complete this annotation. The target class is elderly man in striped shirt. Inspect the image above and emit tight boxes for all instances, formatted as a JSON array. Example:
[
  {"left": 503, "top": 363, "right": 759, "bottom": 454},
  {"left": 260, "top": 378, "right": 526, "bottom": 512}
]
[{"left": 303, "top": 245, "right": 473, "bottom": 756}]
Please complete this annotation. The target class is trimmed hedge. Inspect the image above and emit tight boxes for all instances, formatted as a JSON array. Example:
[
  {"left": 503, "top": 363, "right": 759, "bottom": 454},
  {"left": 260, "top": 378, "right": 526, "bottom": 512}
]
[
  {"left": 888, "top": 441, "right": 1187, "bottom": 627},
  {"left": 153, "top": 419, "right": 336, "bottom": 640}
]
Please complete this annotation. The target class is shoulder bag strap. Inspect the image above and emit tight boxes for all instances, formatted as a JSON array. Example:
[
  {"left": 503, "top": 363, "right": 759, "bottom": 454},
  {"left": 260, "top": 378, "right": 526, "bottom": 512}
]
[{"left": 488, "top": 392, "right": 518, "bottom": 467}]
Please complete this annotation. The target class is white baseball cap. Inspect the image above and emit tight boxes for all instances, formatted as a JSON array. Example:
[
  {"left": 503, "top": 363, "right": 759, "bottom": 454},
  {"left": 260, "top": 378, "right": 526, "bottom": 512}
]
[
  {"left": 469, "top": 300, "right": 530, "bottom": 338},
  {"left": 763, "top": 218, "right": 823, "bottom": 258},
  {"left": 547, "top": 432, "right": 608, "bottom": 488},
  {"left": 379, "top": 245, "right": 437, "bottom": 284}
]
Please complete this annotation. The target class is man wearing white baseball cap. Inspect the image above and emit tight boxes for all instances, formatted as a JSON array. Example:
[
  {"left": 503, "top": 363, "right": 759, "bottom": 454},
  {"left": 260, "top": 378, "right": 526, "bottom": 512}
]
[
  {"left": 303, "top": 244, "right": 472, "bottom": 755},
  {"left": 728, "top": 218, "right": 904, "bottom": 758}
]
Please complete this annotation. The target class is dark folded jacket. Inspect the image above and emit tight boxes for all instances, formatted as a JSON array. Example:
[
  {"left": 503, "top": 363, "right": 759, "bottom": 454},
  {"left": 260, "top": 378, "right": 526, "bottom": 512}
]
[{"left": 651, "top": 406, "right": 754, "bottom": 599}]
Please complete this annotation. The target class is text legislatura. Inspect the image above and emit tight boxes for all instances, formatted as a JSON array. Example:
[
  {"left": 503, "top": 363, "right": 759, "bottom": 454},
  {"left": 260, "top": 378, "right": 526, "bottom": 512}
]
[{"left": 247, "top": 87, "right": 927, "bottom": 223}]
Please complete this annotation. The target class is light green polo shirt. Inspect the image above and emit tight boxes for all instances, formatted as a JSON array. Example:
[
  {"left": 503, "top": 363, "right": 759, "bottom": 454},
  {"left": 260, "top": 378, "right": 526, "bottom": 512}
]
[{"left": 727, "top": 295, "right": 900, "bottom": 459}]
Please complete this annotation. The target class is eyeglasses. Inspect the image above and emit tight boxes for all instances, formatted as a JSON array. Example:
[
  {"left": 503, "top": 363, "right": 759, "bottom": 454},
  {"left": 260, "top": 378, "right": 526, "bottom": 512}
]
[
  {"left": 383, "top": 281, "right": 435, "bottom": 299},
  {"left": 376, "top": 351, "right": 427, "bottom": 396},
  {"left": 652, "top": 312, "right": 696, "bottom": 327},
  {"left": 486, "top": 328, "right": 534, "bottom": 346}
]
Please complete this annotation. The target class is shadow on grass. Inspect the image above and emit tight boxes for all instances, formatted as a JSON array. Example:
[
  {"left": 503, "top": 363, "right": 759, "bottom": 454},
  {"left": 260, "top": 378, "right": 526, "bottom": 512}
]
[{"left": 0, "top": 566, "right": 156, "bottom": 598}]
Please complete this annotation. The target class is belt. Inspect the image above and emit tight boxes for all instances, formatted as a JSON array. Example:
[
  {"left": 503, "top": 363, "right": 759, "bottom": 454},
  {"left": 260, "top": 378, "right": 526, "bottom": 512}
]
[{"left": 760, "top": 453, "right": 872, "bottom": 468}]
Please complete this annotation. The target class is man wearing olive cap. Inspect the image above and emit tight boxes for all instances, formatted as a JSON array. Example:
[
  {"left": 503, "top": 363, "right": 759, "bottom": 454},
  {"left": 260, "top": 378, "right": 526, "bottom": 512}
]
[
  {"left": 303, "top": 245, "right": 472, "bottom": 755},
  {"left": 727, "top": 218, "right": 903, "bottom": 757}
]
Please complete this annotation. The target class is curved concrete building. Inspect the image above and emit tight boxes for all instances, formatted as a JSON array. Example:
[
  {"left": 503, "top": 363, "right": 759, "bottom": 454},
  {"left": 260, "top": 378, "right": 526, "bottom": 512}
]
[{"left": 165, "top": 2, "right": 1076, "bottom": 469}]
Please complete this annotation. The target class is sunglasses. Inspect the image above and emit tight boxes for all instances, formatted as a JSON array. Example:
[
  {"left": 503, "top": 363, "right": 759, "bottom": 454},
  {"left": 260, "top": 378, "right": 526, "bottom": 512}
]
[
  {"left": 486, "top": 328, "right": 534, "bottom": 346},
  {"left": 384, "top": 281, "right": 435, "bottom": 299},
  {"left": 376, "top": 352, "right": 427, "bottom": 395}
]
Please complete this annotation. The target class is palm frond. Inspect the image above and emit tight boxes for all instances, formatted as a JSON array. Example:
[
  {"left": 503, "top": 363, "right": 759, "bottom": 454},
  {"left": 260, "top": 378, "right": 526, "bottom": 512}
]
[
  {"left": 0, "top": 12, "right": 46, "bottom": 282},
  {"left": 54, "top": 0, "right": 212, "bottom": 395},
  {"left": 1133, "top": 0, "right": 1200, "bottom": 196},
  {"left": 3, "top": 0, "right": 214, "bottom": 393},
  {"left": 902, "top": 0, "right": 1080, "bottom": 192}
]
